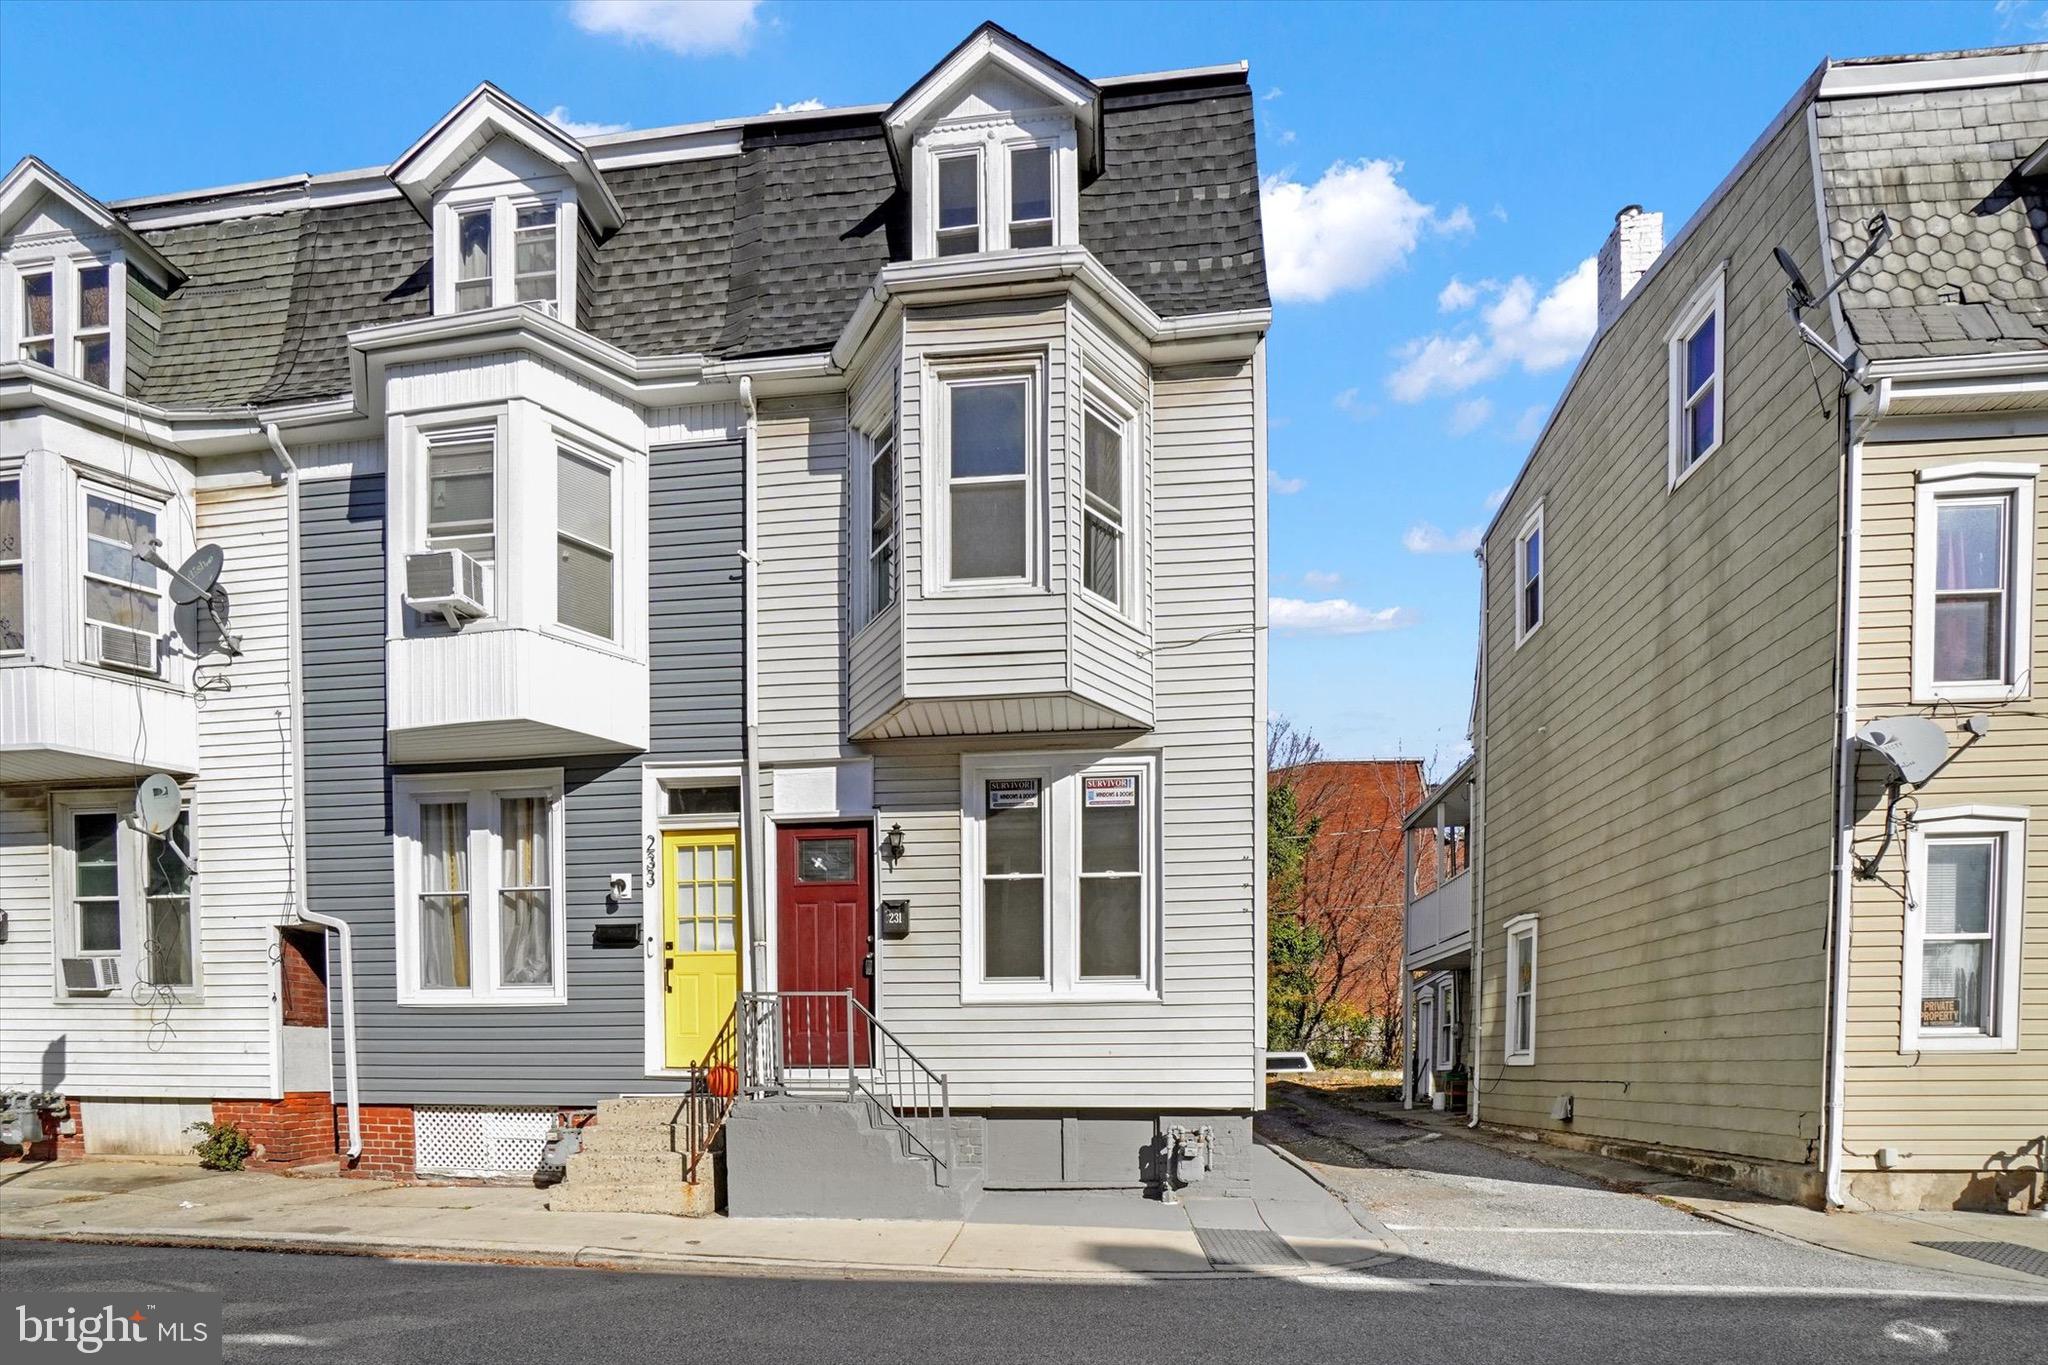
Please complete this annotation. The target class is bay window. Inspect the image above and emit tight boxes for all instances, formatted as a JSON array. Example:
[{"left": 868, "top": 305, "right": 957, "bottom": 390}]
[
  {"left": 940, "top": 370, "right": 1035, "bottom": 586},
  {"left": 425, "top": 427, "right": 497, "bottom": 566},
  {"left": 861, "top": 423, "right": 898, "bottom": 625},
  {"left": 962, "top": 752, "right": 1158, "bottom": 1000},
  {"left": 54, "top": 790, "right": 200, "bottom": 997},
  {"left": 1902, "top": 808, "right": 2025, "bottom": 1052},
  {"left": 555, "top": 447, "right": 616, "bottom": 640},
  {"left": 396, "top": 771, "right": 565, "bottom": 1005},
  {"left": 1081, "top": 404, "right": 1128, "bottom": 609},
  {"left": 0, "top": 477, "right": 22, "bottom": 652},
  {"left": 81, "top": 486, "right": 162, "bottom": 675},
  {"left": 1912, "top": 466, "right": 2035, "bottom": 702}
]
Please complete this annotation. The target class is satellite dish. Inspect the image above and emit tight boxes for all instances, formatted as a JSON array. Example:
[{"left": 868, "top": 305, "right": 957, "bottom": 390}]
[
  {"left": 141, "top": 538, "right": 242, "bottom": 658},
  {"left": 135, "top": 774, "right": 184, "bottom": 835},
  {"left": 137, "top": 538, "right": 223, "bottom": 606},
  {"left": 1773, "top": 246, "right": 1815, "bottom": 308},
  {"left": 1854, "top": 716, "right": 1949, "bottom": 786}
]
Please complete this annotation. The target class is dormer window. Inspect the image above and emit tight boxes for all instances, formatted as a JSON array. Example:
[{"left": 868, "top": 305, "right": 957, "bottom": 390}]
[
  {"left": 514, "top": 203, "right": 559, "bottom": 304},
  {"left": 1008, "top": 146, "right": 1053, "bottom": 249},
  {"left": 18, "top": 269, "right": 53, "bottom": 365},
  {"left": 438, "top": 194, "right": 567, "bottom": 316},
  {"left": 12, "top": 258, "right": 116, "bottom": 389},
  {"left": 75, "top": 264, "right": 110, "bottom": 386},
  {"left": 936, "top": 154, "right": 982, "bottom": 257},
  {"left": 454, "top": 209, "right": 492, "bottom": 312}
]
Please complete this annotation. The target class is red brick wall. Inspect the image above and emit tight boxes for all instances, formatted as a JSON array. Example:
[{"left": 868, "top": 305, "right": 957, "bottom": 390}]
[
  {"left": 213, "top": 1093, "right": 336, "bottom": 1166},
  {"left": 1, "top": 1097, "right": 84, "bottom": 1162},
  {"left": 278, "top": 927, "right": 329, "bottom": 1028},
  {"left": 341, "top": 1104, "right": 415, "bottom": 1178}
]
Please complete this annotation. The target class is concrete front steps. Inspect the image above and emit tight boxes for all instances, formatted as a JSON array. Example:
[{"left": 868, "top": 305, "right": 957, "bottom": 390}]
[
  {"left": 723, "top": 1097, "right": 983, "bottom": 1220},
  {"left": 547, "top": 1096, "right": 717, "bottom": 1218}
]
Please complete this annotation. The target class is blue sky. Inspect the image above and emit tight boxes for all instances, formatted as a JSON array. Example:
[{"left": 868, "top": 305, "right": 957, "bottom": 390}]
[{"left": 2, "top": 0, "right": 2035, "bottom": 767}]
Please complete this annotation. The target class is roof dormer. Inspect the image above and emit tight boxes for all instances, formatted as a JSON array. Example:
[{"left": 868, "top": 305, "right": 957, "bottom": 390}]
[
  {"left": 885, "top": 24, "right": 1102, "bottom": 261},
  {"left": 389, "top": 84, "right": 624, "bottom": 322},
  {"left": 0, "top": 158, "right": 183, "bottom": 395}
]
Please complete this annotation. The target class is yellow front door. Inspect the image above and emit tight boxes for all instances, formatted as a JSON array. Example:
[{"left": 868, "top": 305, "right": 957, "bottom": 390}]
[{"left": 663, "top": 829, "right": 741, "bottom": 1068}]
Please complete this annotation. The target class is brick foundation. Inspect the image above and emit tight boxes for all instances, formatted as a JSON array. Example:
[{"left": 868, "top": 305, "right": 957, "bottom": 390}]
[
  {"left": 340, "top": 1104, "right": 415, "bottom": 1178},
  {"left": 1, "top": 1097, "right": 85, "bottom": 1162},
  {"left": 213, "top": 1093, "right": 337, "bottom": 1166}
]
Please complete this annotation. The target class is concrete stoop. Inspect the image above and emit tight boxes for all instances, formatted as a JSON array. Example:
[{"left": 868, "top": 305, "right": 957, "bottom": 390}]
[
  {"left": 723, "top": 1097, "right": 984, "bottom": 1220},
  {"left": 547, "top": 1096, "right": 717, "bottom": 1218}
]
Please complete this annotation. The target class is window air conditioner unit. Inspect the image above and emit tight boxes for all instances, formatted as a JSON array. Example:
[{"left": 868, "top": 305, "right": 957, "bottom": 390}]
[
  {"left": 60, "top": 956, "right": 121, "bottom": 995},
  {"left": 404, "top": 548, "right": 489, "bottom": 628},
  {"left": 83, "top": 622, "right": 160, "bottom": 675}
]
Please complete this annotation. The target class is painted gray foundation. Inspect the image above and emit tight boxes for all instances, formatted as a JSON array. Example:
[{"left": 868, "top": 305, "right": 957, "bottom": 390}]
[{"left": 979, "top": 1112, "right": 1255, "bottom": 1196}]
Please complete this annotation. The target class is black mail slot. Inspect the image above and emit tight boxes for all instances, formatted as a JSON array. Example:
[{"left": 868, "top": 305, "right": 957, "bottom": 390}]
[
  {"left": 879, "top": 899, "right": 910, "bottom": 940},
  {"left": 592, "top": 920, "right": 643, "bottom": 949}
]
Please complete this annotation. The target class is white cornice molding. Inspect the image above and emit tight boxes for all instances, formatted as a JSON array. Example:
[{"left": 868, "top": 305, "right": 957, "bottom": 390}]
[
  {"left": 0, "top": 158, "right": 185, "bottom": 290},
  {"left": 883, "top": 23, "right": 1103, "bottom": 179},
  {"left": 388, "top": 83, "right": 625, "bottom": 237}
]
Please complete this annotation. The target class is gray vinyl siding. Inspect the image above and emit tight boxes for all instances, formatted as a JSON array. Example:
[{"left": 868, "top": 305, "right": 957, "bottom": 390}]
[
  {"left": 1475, "top": 110, "right": 1840, "bottom": 1166},
  {"left": 303, "top": 441, "right": 743, "bottom": 1107}
]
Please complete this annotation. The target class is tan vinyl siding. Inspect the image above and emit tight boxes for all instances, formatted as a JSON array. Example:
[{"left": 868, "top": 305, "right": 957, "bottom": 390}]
[
  {"left": 1843, "top": 432, "right": 2048, "bottom": 1171},
  {"left": 1476, "top": 110, "right": 1840, "bottom": 1166}
]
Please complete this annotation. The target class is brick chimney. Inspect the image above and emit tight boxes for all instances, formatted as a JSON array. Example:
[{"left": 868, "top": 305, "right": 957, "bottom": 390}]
[{"left": 1596, "top": 205, "right": 1663, "bottom": 330}]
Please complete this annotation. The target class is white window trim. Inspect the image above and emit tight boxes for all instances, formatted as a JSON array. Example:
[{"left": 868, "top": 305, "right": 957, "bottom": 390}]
[
  {"left": 431, "top": 189, "right": 578, "bottom": 319},
  {"left": 930, "top": 145, "right": 985, "bottom": 257},
  {"left": 411, "top": 413, "right": 507, "bottom": 623},
  {"left": 1078, "top": 386, "right": 1139, "bottom": 619},
  {"left": 850, "top": 418, "right": 900, "bottom": 633},
  {"left": 959, "top": 750, "right": 1161, "bottom": 1003},
  {"left": 49, "top": 788, "right": 202, "bottom": 1001},
  {"left": 77, "top": 478, "right": 164, "bottom": 678},
  {"left": 393, "top": 768, "right": 568, "bottom": 1007},
  {"left": 0, "top": 473, "right": 23, "bottom": 656},
  {"left": 1910, "top": 464, "right": 2036, "bottom": 705},
  {"left": 1504, "top": 914, "right": 1538, "bottom": 1066},
  {"left": 551, "top": 439, "right": 624, "bottom": 645},
  {"left": 1900, "top": 806, "right": 2026, "bottom": 1054},
  {"left": 1437, "top": 973, "right": 1458, "bottom": 1069},
  {"left": 925, "top": 356, "right": 1044, "bottom": 595},
  {"left": 913, "top": 113, "right": 1077, "bottom": 260},
  {"left": 3, "top": 249, "right": 127, "bottom": 394},
  {"left": 1513, "top": 503, "right": 1544, "bottom": 647},
  {"left": 1666, "top": 266, "right": 1726, "bottom": 490}
]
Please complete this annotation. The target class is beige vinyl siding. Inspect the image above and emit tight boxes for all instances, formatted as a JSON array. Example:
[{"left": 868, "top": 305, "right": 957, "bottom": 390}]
[
  {"left": 1843, "top": 432, "right": 2048, "bottom": 1171},
  {"left": 0, "top": 477, "right": 291, "bottom": 1100},
  {"left": 870, "top": 359, "right": 1262, "bottom": 1109},
  {"left": 1476, "top": 110, "right": 1840, "bottom": 1166}
]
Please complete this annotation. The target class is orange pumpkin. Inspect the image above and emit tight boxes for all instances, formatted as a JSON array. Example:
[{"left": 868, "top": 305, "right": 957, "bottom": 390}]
[{"left": 705, "top": 1064, "right": 738, "bottom": 1098}]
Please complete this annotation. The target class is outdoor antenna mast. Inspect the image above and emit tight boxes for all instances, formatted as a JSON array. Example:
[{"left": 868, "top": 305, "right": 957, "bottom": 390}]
[{"left": 1773, "top": 211, "right": 1892, "bottom": 388}]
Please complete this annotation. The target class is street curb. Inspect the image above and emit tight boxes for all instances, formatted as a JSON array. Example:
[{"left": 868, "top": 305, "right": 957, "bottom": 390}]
[
  {"left": 1256, "top": 1136, "right": 1409, "bottom": 1256},
  {"left": 0, "top": 1225, "right": 1401, "bottom": 1285},
  {"left": 1666, "top": 1204, "right": 2048, "bottom": 1293}
]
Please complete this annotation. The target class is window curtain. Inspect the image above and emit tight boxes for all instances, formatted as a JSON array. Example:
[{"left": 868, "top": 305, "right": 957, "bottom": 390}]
[
  {"left": 499, "top": 797, "right": 552, "bottom": 986},
  {"left": 420, "top": 803, "right": 469, "bottom": 989}
]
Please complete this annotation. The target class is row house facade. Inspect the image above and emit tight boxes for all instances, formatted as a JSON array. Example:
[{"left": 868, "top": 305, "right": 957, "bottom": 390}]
[
  {"left": 0, "top": 24, "right": 1272, "bottom": 1215},
  {"left": 1405, "top": 44, "right": 2046, "bottom": 1214}
]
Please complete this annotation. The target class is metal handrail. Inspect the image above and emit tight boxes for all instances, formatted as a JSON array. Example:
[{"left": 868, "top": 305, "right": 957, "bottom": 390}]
[
  {"left": 738, "top": 990, "right": 954, "bottom": 1182},
  {"left": 677, "top": 1005, "right": 739, "bottom": 1184}
]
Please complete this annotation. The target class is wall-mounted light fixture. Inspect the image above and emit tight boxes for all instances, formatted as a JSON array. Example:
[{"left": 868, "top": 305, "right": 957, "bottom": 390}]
[{"left": 882, "top": 822, "right": 906, "bottom": 863}]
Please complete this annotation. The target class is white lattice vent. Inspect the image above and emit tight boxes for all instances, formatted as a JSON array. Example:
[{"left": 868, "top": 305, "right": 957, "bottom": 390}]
[{"left": 414, "top": 1106, "right": 561, "bottom": 1178}]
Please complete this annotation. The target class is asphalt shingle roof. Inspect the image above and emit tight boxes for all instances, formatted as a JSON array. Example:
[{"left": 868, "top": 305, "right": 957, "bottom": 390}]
[
  {"left": 121, "top": 74, "right": 1265, "bottom": 409},
  {"left": 1816, "top": 75, "right": 2048, "bottom": 361}
]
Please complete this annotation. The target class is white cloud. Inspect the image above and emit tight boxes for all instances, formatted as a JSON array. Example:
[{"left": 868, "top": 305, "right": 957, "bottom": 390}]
[
  {"left": 1278, "top": 129, "right": 1297, "bottom": 146},
  {"left": 1262, "top": 87, "right": 1285, "bottom": 101},
  {"left": 1402, "top": 523, "right": 1484, "bottom": 555},
  {"left": 1484, "top": 486, "right": 1510, "bottom": 512},
  {"left": 1387, "top": 257, "right": 1597, "bottom": 402},
  {"left": 569, "top": 0, "right": 762, "bottom": 56},
  {"left": 1447, "top": 397, "right": 1492, "bottom": 437},
  {"left": 1301, "top": 569, "right": 1342, "bottom": 590},
  {"left": 1270, "top": 597, "right": 1416, "bottom": 635},
  {"left": 1513, "top": 403, "right": 1548, "bottom": 442},
  {"left": 1261, "top": 159, "right": 1469, "bottom": 304},
  {"left": 1437, "top": 277, "right": 1480, "bottom": 312},
  {"left": 767, "top": 98, "right": 825, "bottom": 114},
  {"left": 545, "top": 105, "right": 631, "bottom": 139},
  {"left": 1268, "top": 468, "right": 1306, "bottom": 495}
]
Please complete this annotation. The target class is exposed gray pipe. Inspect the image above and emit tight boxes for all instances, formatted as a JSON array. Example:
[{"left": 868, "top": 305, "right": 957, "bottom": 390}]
[{"left": 263, "top": 422, "right": 362, "bottom": 1161}]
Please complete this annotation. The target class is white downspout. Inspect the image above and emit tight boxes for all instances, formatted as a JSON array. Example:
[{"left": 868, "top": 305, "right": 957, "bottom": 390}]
[
  {"left": 736, "top": 379, "right": 766, "bottom": 991},
  {"left": 1469, "top": 543, "right": 1488, "bottom": 1130},
  {"left": 1823, "top": 403, "right": 1863, "bottom": 1208},
  {"left": 264, "top": 422, "right": 362, "bottom": 1161}
]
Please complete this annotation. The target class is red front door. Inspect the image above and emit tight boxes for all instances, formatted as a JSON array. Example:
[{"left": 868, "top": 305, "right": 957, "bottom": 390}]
[{"left": 776, "top": 824, "right": 873, "bottom": 1067}]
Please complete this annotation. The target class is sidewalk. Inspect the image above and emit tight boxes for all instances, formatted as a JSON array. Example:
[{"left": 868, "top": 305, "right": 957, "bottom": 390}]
[
  {"left": 0, "top": 1143, "right": 1397, "bottom": 1282},
  {"left": 1308, "top": 1089, "right": 2048, "bottom": 1290}
]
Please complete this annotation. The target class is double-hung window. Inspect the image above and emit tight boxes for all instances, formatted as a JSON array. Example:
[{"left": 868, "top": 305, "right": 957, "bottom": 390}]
[
  {"left": 863, "top": 424, "right": 898, "bottom": 624},
  {"left": 454, "top": 207, "right": 493, "bottom": 312},
  {"left": 962, "top": 753, "right": 1158, "bottom": 1000},
  {"left": 54, "top": 791, "right": 199, "bottom": 996},
  {"left": 425, "top": 428, "right": 497, "bottom": 568},
  {"left": 1902, "top": 809, "right": 2025, "bottom": 1052},
  {"left": 941, "top": 371, "right": 1034, "bottom": 585},
  {"left": 1081, "top": 405, "right": 1128, "bottom": 609},
  {"left": 513, "top": 203, "right": 559, "bottom": 306},
  {"left": 935, "top": 152, "right": 982, "bottom": 257},
  {"left": 1008, "top": 146, "right": 1054, "bottom": 249},
  {"left": 1912, "top": 466, "right": 2036, "bottom": 702},
  {"left": 1514, "top": 504, "right": 1543, "bottom": 644},
  {"left": 1437, "top": 976, "right": 1458, "bottom": 1069},
  {"left": 18, "top": 269, "right": 54, "bottom": 366},
  {"left": 555, "top": 447, "right": 615, "bottom": 640},
  {"left": 1667, "top": 270, "right": 1725, "bottom": 485},
  {"left": 396, "top": 771, "right": 565, "bottom": 1005},
  {"left": 81, "top": 488, "right": 162, "bottom": 675},
  {"left": 1504, "top": 916, "right": 1537, "bottom": 1065},
  {"left": 0, "top": 477, "right": 22, "bottom": 653},
  {"left": 440, "top": 194, "right": 571, "bottom": 315},
  {"left": 74, "top": 264, "right": 111, "bottom": 387}
]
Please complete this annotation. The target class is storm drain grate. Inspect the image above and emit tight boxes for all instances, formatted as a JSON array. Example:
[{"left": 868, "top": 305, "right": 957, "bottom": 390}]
[
  {"left": 1913, "top": 1241, "right": 2048, "bottom": 1279},
  {"left": 1194, "top": 1227, "right": 1307, "bottom": 1269}
]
